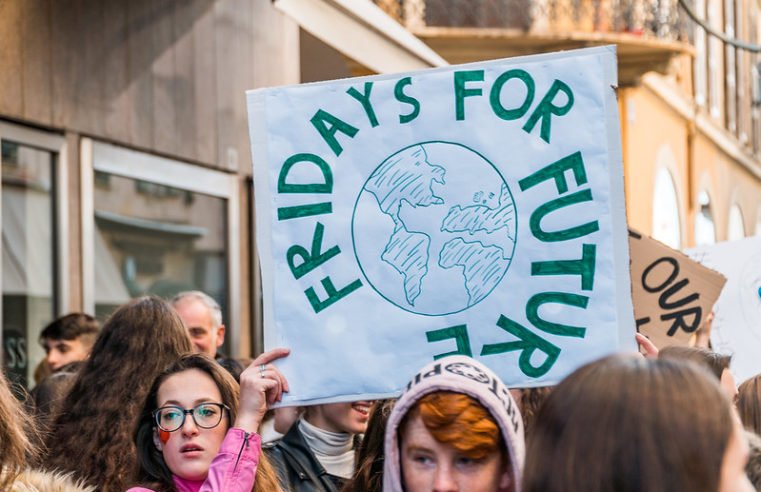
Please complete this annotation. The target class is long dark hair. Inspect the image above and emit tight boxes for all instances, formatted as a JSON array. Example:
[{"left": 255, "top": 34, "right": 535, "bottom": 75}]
[
  {"left": 341, "top": 399, "right": 396, "bottom": 492},
  {"left": 134, "top": 353, "right": 282, "bottom": 492},
  {"left": 523, "top": 355, "right": 734, "bottom": 492},
  {"left": 44, "top": 296, "right": 193, "bottom": 491}
]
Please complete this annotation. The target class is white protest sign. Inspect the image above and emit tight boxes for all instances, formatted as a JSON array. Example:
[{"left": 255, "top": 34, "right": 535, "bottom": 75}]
[
  {"left": 247, "top": 46, "right": 634, "bottom": 404},
  {"left": 686, "top": 236, "right": 761, "bottom": 383}
]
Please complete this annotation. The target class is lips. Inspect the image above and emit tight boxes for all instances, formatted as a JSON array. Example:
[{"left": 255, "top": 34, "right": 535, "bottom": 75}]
[
  {"left": 351, "top": 402, "right": 371, "bottom": 417},
  {"left": 180, "top": 443, "right": 204, "bottom": 454}
]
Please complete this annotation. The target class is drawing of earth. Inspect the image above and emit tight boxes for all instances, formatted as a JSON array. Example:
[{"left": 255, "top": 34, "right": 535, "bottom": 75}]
[{"left": 351, "top": 141, "right": 517, "bottom": 316}]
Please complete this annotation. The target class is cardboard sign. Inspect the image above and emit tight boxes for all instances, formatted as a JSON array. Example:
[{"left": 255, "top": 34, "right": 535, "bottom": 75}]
[
  {"left": 687, "top": 236, "right": 761, "bottom": 383},
  {"left": 246, "top": 46, "right": 634, "bottom": 404},
  {"left": 629, "top": 229, "right": 726, "bottom": 349}
]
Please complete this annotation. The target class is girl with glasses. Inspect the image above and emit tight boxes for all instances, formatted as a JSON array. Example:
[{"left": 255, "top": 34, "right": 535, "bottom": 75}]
[{"left": 128, "top": 349, "right": 289, "bottom": 492}]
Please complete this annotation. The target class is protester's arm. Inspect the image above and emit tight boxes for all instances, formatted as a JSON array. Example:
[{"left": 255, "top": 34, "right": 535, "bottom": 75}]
[
  {"left": 200, "top": 348, "right": 290, "bottom": 492},
  {"left": 692, "top": 311, "right": 714, "bottom": 349}
]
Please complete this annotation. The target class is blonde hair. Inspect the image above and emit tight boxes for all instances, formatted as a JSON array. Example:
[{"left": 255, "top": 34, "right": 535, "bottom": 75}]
[{"left": 0, "top": 371, "right": 38, "bottom": 489}]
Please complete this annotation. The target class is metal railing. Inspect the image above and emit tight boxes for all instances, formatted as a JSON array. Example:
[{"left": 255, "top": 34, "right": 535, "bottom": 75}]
[{"left": 375, "top": 0, "right": 694, "bottom": 42}]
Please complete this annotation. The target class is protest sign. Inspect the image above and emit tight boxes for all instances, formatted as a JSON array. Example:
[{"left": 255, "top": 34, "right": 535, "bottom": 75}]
[
  {"left": 687, "top": 236, "right": 761, "bottom": 383},
  {"left": 628, "top": 229, "right": 726, "bottom": 349},
  {"left": 247, "top": 46, "right": 634, "bottom": 404}
]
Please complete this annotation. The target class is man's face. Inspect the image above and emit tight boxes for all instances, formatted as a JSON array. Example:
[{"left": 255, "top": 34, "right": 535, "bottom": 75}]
[
  {"left": 174, "top": 299, "right": 224, "bottom": 357},
  {"left": 400, "top": 413, "right": 510, "bottom": 492},
  {"left": 42, "top": 337, "right": 90, "bottom": 371}
]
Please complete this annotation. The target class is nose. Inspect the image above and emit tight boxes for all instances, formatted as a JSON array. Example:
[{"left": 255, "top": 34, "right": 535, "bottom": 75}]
[
  {"left": 46, "top": 351, "right": 61, "bottom": 370},
  {"left": 180, "top": 412, "right": 200, "bottom": 436},
  {"left": 432, "top": 464, "right": 458, "bottom": 492}
]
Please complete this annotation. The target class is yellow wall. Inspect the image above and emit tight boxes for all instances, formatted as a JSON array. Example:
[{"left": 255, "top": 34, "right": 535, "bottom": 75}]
[{"left": 620, "top": 82, "right": 761, "bottom": 246}]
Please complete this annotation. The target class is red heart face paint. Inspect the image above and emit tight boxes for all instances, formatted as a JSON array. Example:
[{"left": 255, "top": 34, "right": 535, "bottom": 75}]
[{"left": 159, "top": 429, "right": 171, "bottom": 444}]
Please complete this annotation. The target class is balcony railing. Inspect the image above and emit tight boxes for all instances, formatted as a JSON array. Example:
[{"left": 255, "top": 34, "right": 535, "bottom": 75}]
[
  {"left": 377, "top": 0, "right": 692, "bottom": 41},
  {"left": 375, "top": 0, "right": 695, "bottom": 84}
]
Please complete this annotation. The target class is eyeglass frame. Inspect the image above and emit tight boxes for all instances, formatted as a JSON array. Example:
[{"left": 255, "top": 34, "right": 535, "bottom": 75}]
[{"left": 152, "top": 402, "right": 231, "bottom": 432}]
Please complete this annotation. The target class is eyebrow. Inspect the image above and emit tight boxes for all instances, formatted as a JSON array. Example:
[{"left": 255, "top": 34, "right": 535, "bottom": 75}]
[
  {"left": 159, "top": 398, "right": 220, "bottom": 407},
  {"left": 404, "top": 445, "right": 433, "bottom": 454}
]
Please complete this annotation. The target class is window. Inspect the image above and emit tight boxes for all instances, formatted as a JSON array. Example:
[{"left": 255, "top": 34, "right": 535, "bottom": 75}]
[
  {"left": 652, "top": 167, "right": 682, "bottom": 249},
  {"left": 82, "top": 140, "right": 240, "bottom": 354},
  {"left": 727, "top": 203, "right": 745, "bottom": 240},
  {"left": 0, "top": 123, "right": 66, "bottom": 388},
  {"left": 695, "top": 190, "right": 716, "bottom": 245}
]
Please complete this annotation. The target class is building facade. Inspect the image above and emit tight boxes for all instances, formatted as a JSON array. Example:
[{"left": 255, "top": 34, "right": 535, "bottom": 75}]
[{"left": 2, "top": 0, "right": 760, "bottom": 386}]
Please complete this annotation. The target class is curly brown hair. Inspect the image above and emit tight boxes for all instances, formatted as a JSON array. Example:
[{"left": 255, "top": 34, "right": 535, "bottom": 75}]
[{"left": 43, "top": 296, "right": 193, "bottom": 491}]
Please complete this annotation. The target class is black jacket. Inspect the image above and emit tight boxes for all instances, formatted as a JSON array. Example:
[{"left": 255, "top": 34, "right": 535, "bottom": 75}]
[{"left": 263, "top": 421, "right": 347, "bottom": 492}]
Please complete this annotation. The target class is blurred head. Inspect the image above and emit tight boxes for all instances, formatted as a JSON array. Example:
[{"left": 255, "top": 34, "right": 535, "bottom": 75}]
[
  {"left": 523, "top": 355, "right": 752, "bottom": 492},
  {"left": 135, "top": 353, "right": 282, "bottom": 491},
  {"left": 45, "top": 296, "right": 194, "bottom": 491},
  {"left": 400, "top": 392, "right": 510, "bottom": 492},
  {"left": 172, "top": 291, "right": 225, "bottom": 357},
  {"left": 304, "top": 401, "right": 372, "bottom": 435},
  {"left": 39, "top": 313, "right": 99, "bottom": 371},
  {"left": 738, "top": 375, "right": 761, "bottom": 435},
  {"left": 659, "top": 345, "right": 737, "bottom": 400}
]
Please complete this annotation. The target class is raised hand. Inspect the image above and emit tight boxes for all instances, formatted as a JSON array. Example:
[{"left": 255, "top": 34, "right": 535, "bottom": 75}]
[{"left": 235, "top": 348, "right": 291, "bottom": 433}]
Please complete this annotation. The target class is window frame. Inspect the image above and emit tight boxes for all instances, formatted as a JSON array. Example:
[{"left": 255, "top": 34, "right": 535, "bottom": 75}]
[
  {"left": 0, "top": 121, "right": 68, "bottom": 369},
  {"left": 80, "top": 138, "right": 241, "bottom": 354}
]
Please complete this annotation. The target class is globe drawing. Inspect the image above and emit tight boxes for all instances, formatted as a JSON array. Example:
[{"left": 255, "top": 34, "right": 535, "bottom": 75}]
[{"left": 351, "top": 141, "right": 517, "bottom": 316}]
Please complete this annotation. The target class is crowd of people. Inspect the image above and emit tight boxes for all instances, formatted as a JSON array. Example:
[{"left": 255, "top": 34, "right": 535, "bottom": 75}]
[{"left": 1, "top": 290, "right": 760, "bottom": 492}]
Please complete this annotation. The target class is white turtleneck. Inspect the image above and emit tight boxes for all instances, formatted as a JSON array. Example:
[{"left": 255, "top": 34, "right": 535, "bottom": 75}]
[{"left": 298, "top": 417, "right": 355, "bottom": 479}]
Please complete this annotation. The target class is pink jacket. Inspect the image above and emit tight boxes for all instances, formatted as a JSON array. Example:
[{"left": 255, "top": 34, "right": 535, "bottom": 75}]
[{"left": 127, "top": 428, "right": 261, "bottom": 492}]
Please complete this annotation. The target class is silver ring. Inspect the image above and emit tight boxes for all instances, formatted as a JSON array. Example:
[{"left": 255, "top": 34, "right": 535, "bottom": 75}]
[{"left": 259, "top": 364, "right": 266, "bottom": 378}]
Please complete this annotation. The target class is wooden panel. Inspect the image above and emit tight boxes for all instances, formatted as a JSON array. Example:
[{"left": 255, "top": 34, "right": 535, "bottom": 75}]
[
  {"left": 22, "top": 0, "right": 53, "bottom": 124},
  {"left": 214, "top": 0, "right": 240, "bottom": 171},
  {"left": 173, "top": 1, "right": 198, "bottom": 162},
  {"left": 233, "top": 0, "right": 254, "bottom": 173},
  {"left": 125, "top": 0, "right": 156, "bottom": 150},
  {"left": 192, "top": 1, "right": 218, "bottom": 164},
  {"left": 0, "top": 1, "right": 25, "bottom": 117},
  {"left": 152, "top": 0, "right": 177, "bottom": 156},
  {"left": 51, "top": 0, "right": 80, "bottom": 128},
  {"left": 76, "top": 0, "right": 105, "bottom": 135},
  {"left": 102, "top": 0, "right": 130, "bottom": 143}
]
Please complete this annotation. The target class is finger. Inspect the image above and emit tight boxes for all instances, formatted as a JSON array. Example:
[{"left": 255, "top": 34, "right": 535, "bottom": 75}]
[
  {"left": 263, "top": 379, "right": 283, "bottom": 406},
  {"left": 635, "top": 333, "right": 659, "bottom": 359},
  {"left": 268, "top": 366, "right": 290, "bottom": 395},
  {"left": 251, "top": 348, "right": 290, "bottom": 367}
]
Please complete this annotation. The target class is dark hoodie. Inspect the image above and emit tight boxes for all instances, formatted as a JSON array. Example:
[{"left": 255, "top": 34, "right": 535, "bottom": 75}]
[{"left": 382, "top": 355, "right": 525, "bottom": 492}]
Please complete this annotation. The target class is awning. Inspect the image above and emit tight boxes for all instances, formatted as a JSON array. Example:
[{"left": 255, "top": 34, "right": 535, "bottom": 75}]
[
  {"left": 93, "top": 225, "right": 132, "bottom": 306},
  {"left": 2, "top": 186, "right": 53, "bottom": 297},
  {"left": 273, "top": 0, "right": 448, "bottom": 74}
]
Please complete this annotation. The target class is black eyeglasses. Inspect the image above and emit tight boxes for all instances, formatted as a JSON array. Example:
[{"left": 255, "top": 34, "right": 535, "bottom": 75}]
[{"left": 153, "top": 403, "right": 230, "bottom": 432}]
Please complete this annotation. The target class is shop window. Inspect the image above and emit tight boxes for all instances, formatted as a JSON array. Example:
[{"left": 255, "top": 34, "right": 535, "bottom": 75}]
[
  {"left": 0, "top": 124, "right": 65, "bottom": 388},
  {"left": 83, "top": 141, "right": 240, "bottom": 354}
]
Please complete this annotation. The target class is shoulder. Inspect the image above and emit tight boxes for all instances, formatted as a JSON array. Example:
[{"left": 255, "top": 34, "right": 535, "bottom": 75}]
[{"left": 13, "top": 469, "right": 96, "bottom": 492}]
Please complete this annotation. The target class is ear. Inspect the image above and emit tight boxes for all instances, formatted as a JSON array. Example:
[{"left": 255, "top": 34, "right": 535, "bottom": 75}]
[
  {"left": 216, "top": 325, "right": 226, "bottom": 348},
  {"left": 498, "top": 469, "right": 513, "bottom": 492},
  {"left": 152, "top": 427, "right": 164, "bottom": 451}
]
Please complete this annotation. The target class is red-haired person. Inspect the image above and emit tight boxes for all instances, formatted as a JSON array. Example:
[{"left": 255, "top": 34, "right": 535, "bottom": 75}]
[{"left": 383, "top": 355, "right": 524, "bottom": 492}]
